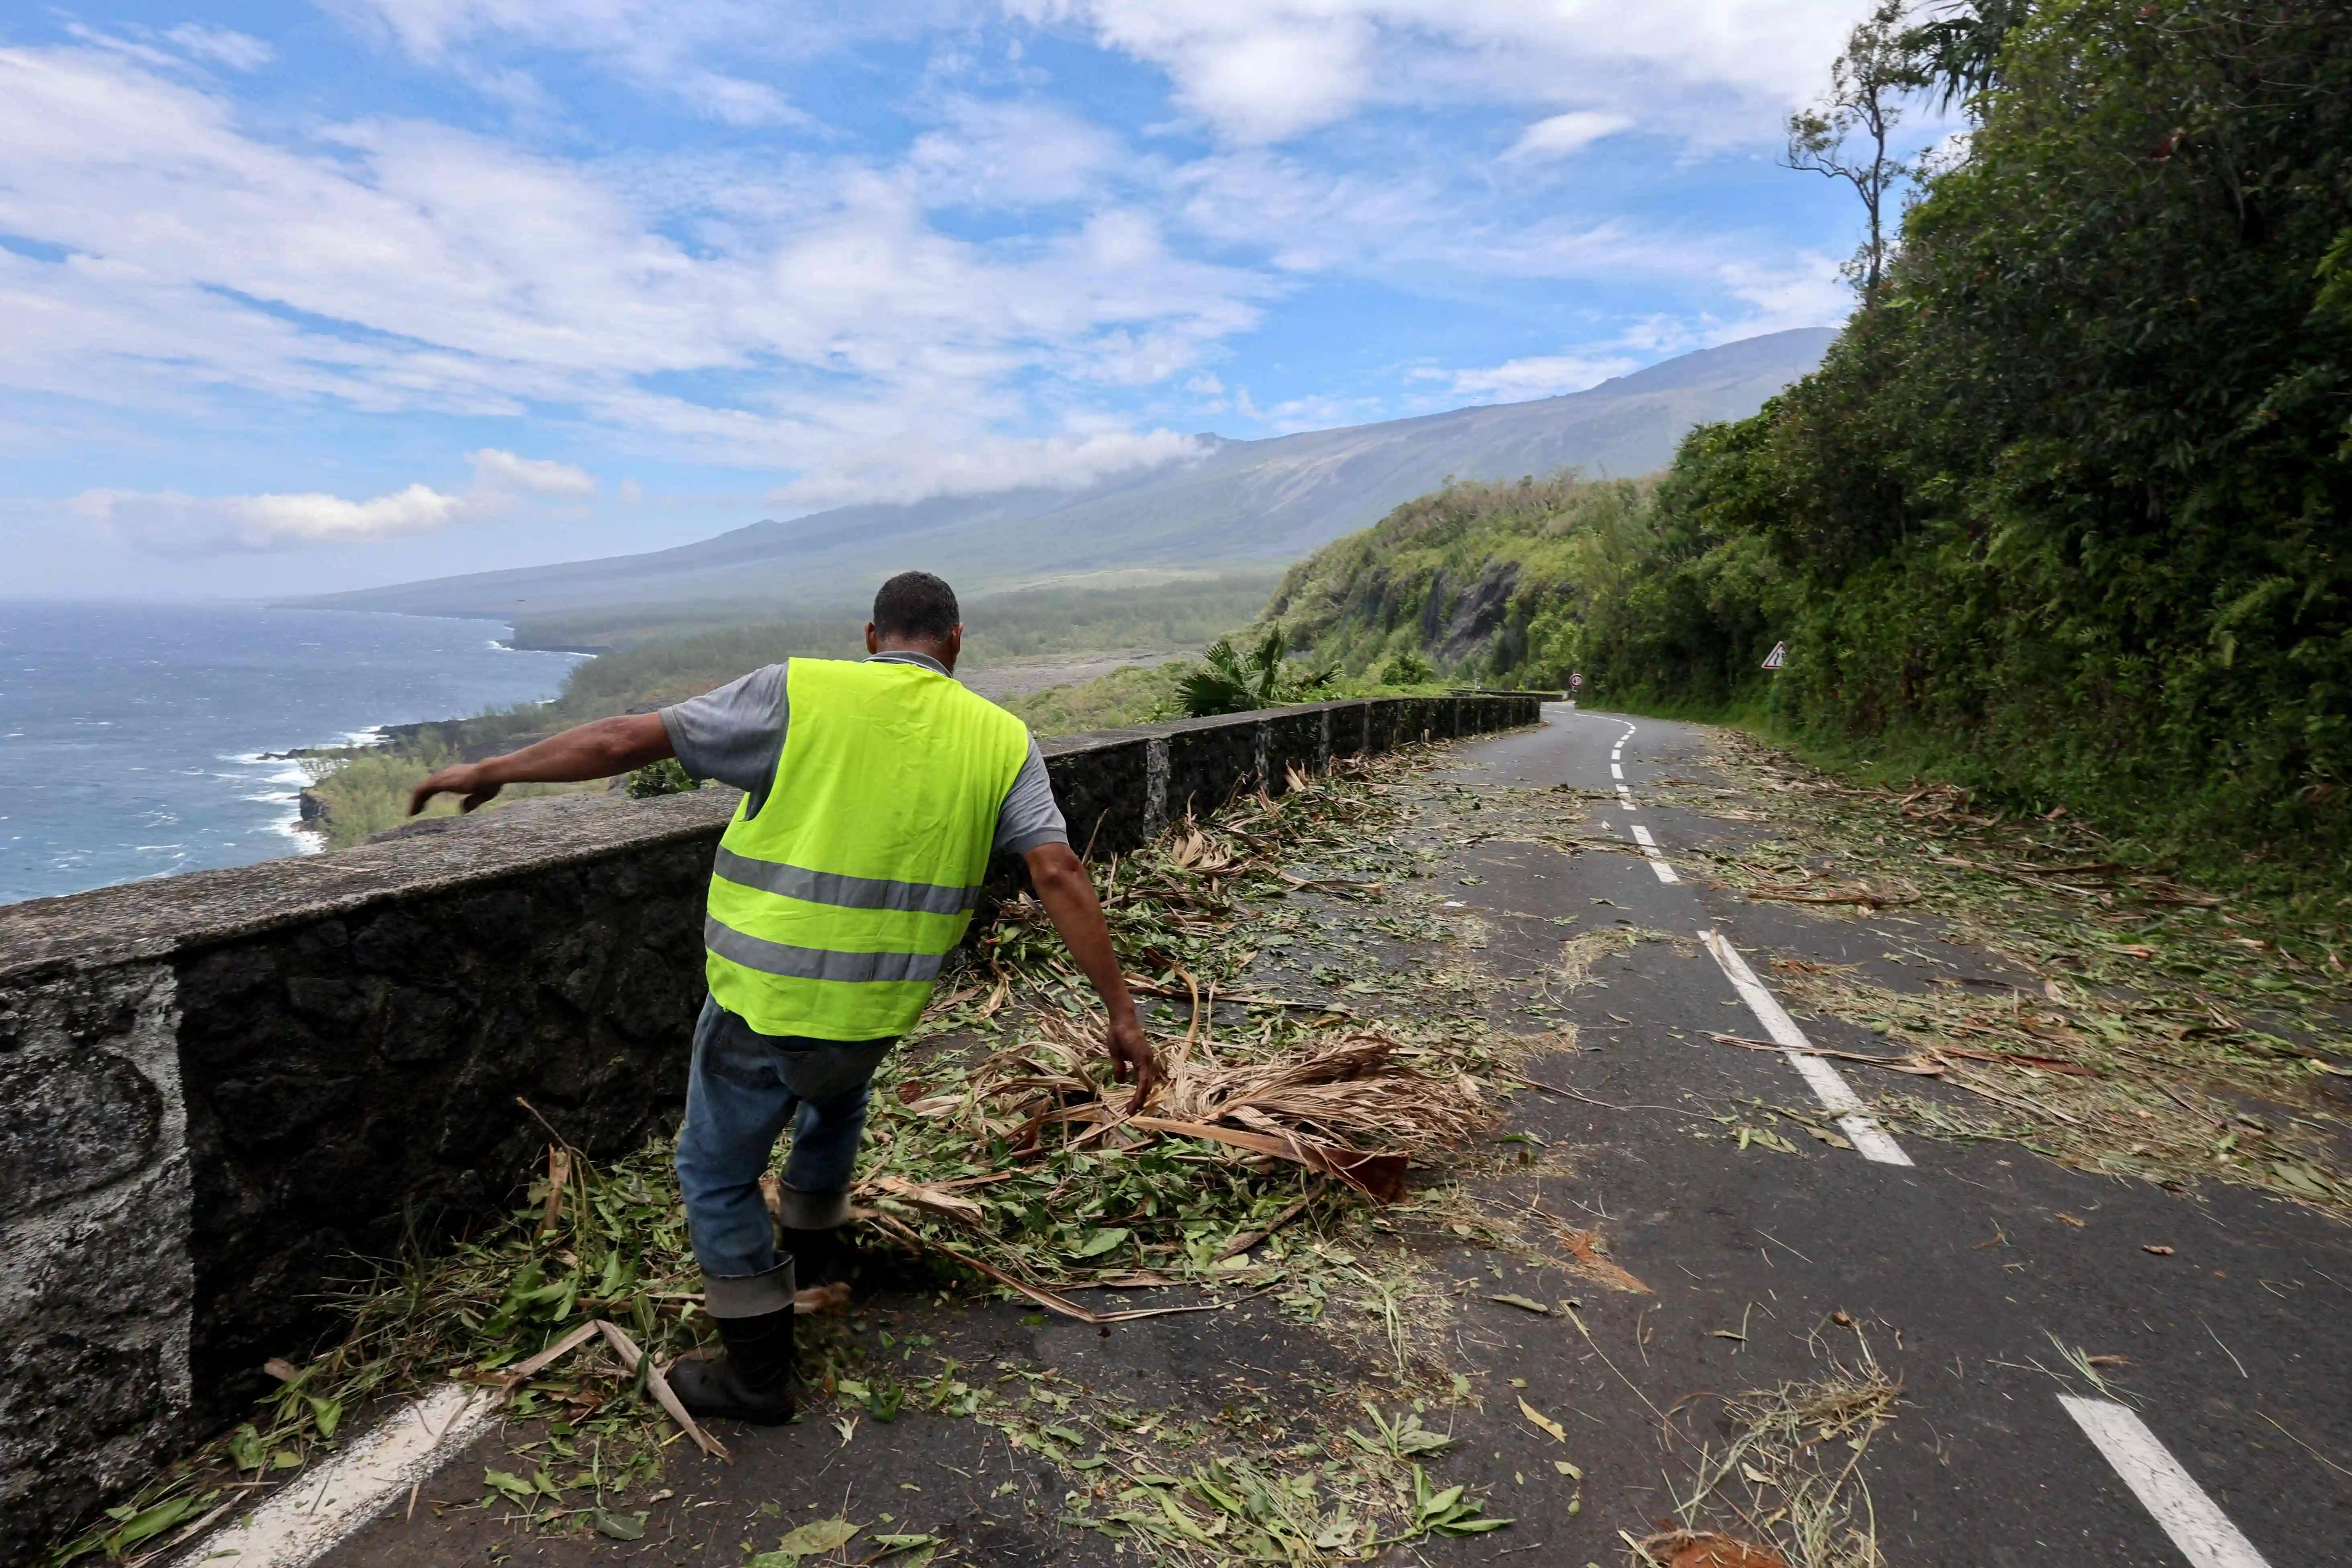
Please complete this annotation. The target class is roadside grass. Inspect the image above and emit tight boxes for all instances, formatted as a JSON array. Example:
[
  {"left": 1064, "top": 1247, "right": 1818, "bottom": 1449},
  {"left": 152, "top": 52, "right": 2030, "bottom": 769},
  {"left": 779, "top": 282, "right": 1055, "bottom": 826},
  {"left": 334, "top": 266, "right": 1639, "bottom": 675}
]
[
  {"left": 1595, "top": 687, "right": 2352, "bottom": 919},
  {"left": 297, "top": 738, "right": 603, "bottom": 849},
  {"left": 1670, "top": 732, "right": 2352, "bottom": 1220}
]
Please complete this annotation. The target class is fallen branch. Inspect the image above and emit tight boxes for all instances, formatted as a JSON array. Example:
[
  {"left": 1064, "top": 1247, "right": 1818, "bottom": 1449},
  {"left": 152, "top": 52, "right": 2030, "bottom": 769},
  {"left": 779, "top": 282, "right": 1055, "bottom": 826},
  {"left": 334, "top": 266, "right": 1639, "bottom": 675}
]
[
  {"left": 1746, "top": 882, "right": 1920, "bottom": 907},
  {"left": 1214, "top": 1191, "right": 1319, "bottom": 1262},
  {"left": 1275, "top": 869, "right": 1386, "bottom": 895},
  {"left": 1125, "top": 975, "right": 1353, "bottom": 1015},
  {"left": 1494, "top": 1067, "right": 1704, "bottom": 1118},
  {"left": 594, "top": 1319, "right": 731, "bottom": 1462},
  {"left": 1929, "top": 1057, "right": 2086, "bottom": 1126},
  {"left": 487, "top": 1316, "right": 731, "bottom": 1462},
  {"left": 868, "top": 1173, "right": 986, "bottom": 1221},
  {"left": 1704, "top": 1032, "right": 1944, "bottom": 1075},
  {"left": 1129, "top": 1114, "right": 1410, "bottom": 1202},
  {"left": 865, "top": 1210, "right": 1226, "bottom": 1325}
]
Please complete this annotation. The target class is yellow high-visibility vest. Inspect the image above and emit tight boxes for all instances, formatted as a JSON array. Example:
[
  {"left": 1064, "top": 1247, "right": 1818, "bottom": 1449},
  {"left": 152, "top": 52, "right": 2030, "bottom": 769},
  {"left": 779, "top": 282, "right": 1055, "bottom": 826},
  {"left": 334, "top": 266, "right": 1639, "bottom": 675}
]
[{"left": 703, "top": 658, "right": 1032, "bottom": 1040}]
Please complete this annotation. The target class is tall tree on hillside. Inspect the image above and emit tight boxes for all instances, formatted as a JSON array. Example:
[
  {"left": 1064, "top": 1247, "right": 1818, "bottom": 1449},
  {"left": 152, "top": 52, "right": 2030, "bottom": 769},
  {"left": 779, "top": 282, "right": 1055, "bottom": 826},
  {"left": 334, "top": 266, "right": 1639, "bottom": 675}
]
[
  {"left": 1783, "top": 0, "right": 1928, "bottom": 303},
  {"left": 1906, "top": 0, "right": 2033, "bottom": 112}
]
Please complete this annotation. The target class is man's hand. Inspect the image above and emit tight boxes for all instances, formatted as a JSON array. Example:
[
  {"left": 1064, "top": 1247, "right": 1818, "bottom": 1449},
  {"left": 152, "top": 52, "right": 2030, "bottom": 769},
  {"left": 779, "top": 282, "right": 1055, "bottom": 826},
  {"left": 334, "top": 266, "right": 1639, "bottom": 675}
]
[
  {"left": 1105, "top": 1009, "right": 1160, "bottom": 1112},
  {"left": 1024, "top": 842, "right": 1160, "bottom": 1111},
  {"left": 409, "top": 763, "right": 502, "bottom": 817},
  {"left": 404, "top": 713, "right": 674, "bottom": 820}
]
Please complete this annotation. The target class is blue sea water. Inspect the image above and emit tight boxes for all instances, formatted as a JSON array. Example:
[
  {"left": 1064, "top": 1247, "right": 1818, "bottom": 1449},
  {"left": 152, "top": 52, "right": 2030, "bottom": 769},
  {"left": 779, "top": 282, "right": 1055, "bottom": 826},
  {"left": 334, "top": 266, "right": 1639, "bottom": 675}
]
[{"left": 0, "top": 603, "right": 588, "bottom": 907}]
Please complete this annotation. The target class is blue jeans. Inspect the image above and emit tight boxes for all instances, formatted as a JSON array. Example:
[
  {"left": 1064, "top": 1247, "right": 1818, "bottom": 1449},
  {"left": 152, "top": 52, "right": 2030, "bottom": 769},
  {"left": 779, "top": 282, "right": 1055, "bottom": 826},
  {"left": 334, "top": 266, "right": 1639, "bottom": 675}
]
[{"left": 675, "top": 995, "right": 895, "bottom": 1315}]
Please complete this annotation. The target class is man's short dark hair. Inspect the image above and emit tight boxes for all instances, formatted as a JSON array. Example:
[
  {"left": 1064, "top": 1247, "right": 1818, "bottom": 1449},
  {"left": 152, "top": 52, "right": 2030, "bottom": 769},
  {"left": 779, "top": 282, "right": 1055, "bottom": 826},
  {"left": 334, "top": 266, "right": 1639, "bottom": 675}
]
[{"left": 872, "top": 571, "right": 960, "bottom": 644}]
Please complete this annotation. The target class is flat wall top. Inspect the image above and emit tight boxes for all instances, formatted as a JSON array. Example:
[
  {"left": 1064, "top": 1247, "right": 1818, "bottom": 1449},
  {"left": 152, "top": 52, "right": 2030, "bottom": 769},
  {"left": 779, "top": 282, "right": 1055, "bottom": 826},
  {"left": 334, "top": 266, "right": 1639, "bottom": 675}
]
[
  {"left": 0, "top": 695, "right": 1526, "bottom": 985},
  {"left": 0, "top": 788, "right": 740, "bottom": 984}
]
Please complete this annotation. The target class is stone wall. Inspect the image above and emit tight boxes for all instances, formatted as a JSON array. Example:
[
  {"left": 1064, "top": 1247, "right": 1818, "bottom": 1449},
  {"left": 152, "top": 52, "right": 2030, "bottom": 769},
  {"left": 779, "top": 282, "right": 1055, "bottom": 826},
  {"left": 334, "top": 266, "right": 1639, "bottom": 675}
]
[{"left": 0, "top": 692, "right": 1537, "bottom": 1564}]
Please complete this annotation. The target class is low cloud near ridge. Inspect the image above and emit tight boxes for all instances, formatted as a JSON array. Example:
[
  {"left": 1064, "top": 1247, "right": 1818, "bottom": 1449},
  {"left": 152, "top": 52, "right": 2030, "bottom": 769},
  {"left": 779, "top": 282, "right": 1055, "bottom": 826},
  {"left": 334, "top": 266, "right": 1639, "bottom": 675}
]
[{"left": 77, "top": 450, "right": 595, "bottom": 555}]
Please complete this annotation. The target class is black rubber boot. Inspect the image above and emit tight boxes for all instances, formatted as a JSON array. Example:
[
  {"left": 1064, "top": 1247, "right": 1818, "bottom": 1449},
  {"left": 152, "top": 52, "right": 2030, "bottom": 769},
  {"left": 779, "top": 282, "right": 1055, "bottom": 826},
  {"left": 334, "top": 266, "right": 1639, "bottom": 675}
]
[
  {"left": 668, "top": 1303, "right": 797, "bottom": 1425},
  {"left": 780, "top": 1225, "right": 855, "bottom": 1290}
]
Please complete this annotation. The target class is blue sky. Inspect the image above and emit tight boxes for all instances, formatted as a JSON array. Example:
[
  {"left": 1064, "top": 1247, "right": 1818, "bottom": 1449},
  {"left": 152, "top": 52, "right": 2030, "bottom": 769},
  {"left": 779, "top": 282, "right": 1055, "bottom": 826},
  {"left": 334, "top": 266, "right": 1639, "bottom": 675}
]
[{"left": 0, "top": 0, "right": 1923, "bottom": 598}]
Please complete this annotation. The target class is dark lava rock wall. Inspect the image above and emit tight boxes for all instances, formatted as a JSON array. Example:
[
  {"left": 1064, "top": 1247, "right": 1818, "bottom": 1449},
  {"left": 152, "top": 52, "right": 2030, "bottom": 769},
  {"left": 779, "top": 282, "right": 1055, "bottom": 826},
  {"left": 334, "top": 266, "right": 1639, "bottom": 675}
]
[{"left": 0, "top": 691, "right": 1538, "bottom": 1565}]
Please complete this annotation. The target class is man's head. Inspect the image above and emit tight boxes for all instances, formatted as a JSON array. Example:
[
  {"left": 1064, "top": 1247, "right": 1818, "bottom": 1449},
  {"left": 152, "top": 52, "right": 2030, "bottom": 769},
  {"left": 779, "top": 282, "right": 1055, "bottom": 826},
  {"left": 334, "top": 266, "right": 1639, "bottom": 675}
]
[{"left": 866, "top": 571, "right": 963, "bottom": 669}]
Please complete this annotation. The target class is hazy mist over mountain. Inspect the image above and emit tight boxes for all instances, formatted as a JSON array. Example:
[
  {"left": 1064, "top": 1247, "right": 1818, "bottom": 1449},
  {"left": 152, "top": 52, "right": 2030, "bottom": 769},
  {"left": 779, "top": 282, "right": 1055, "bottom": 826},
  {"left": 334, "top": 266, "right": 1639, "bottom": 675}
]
[{"left": 300, "top": 329, "right": 1831, "bottom": 629}]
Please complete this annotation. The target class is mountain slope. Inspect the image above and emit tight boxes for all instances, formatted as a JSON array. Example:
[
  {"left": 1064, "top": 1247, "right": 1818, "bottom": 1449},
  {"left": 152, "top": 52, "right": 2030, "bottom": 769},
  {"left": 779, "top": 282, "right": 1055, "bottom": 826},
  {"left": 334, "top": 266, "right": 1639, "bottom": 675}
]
[{"left": 302, "top": 328, "right": 1831, "bottom": 625}]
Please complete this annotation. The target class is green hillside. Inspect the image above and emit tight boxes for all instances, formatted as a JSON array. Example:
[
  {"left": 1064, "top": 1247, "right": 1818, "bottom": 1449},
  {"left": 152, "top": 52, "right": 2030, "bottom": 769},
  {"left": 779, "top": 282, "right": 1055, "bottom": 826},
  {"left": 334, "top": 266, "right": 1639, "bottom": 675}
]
[{"left": 1258, "top": 474, "right": 1655, "bottom": 689}]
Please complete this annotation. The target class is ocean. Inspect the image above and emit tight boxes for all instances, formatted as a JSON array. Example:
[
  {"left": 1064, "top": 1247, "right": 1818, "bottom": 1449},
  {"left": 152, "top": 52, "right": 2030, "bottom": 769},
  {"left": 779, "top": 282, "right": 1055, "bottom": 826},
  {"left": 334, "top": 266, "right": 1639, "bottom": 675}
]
[{"left": 0, "top": 603, "right": 588, "bottom": 907}]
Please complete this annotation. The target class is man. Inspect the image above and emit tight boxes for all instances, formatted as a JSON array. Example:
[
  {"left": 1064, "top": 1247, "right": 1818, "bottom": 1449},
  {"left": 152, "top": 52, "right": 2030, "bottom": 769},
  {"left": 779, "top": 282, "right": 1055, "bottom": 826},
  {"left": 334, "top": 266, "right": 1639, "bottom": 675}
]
[{"left": 409, "top": 571, "right": 1157, "bottom": 1424}]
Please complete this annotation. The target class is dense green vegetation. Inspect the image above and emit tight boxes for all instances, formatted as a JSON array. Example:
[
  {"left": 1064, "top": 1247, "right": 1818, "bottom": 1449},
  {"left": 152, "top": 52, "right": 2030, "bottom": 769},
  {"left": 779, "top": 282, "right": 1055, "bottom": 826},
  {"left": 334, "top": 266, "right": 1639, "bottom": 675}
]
[
  {"left": 298, "top": 740, "right": 595, "bottom": 849},
  {"left": 1260, "top": 475, "right": 1652, "bottom": 689},
  {"left": 1273, "top": 0, "right": 2352, "bottom": 885}
]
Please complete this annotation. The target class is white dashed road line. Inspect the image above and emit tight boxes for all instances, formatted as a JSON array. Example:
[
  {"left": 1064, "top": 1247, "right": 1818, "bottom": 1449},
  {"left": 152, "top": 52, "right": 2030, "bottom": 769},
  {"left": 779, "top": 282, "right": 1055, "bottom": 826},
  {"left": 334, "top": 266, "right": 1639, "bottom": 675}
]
[
  {"left": 171, "top": 1383, "right": 501, "bottom": 1568},
  {"left": 1627, "top": 823, "right": 1680, "bottom": 884},
  {"left": 2059, "top": 1398, "right": 2272, "bottom": 1568},
  {"left": 1700, "top": 929, "right": 1912, "bottom": 1166}
]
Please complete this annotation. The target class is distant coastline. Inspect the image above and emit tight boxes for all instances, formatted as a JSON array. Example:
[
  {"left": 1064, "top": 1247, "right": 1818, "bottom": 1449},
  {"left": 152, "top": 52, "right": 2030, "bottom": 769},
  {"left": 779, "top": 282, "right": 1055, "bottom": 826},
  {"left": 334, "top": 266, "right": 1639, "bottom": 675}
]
[{"left": 0, "top": 604, "right": 587, "bottom": 905}]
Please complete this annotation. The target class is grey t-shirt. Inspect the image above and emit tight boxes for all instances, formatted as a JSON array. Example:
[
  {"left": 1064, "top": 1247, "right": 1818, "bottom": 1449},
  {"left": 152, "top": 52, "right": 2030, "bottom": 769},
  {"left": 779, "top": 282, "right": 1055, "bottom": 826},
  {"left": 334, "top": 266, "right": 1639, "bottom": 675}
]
[{"left": 658, "top": 651, "right": 1068, "bottom": 854}]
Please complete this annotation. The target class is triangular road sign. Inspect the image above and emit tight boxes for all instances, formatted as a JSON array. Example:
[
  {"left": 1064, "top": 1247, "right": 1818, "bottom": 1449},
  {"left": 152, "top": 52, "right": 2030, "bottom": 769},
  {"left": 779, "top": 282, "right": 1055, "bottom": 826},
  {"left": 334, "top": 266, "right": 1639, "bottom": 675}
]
[{"left": 1761, "top": 640, "right": 1787, "bottom": 670}]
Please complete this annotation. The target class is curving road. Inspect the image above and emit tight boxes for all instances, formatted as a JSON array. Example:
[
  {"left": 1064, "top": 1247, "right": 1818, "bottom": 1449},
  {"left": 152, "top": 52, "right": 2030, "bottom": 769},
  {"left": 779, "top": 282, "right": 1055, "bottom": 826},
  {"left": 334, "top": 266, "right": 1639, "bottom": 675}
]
[{"left": 1431, "top": 702, "right": 2346, "bottom": 1568}]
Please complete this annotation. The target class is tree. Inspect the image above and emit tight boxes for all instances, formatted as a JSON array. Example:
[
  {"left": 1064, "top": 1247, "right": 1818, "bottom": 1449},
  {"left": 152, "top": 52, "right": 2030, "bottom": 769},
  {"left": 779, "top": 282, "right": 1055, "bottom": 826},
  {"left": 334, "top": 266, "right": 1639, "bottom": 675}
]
[
  {"left": 1178, "top": 628, "right": 1289, "bottom": 717},
  {"left": 1783, "top": 0, "right": 1926, "bottom": 304},
  {"left": 1906, "top": 0, "right": 2032, "bottom": 112}
]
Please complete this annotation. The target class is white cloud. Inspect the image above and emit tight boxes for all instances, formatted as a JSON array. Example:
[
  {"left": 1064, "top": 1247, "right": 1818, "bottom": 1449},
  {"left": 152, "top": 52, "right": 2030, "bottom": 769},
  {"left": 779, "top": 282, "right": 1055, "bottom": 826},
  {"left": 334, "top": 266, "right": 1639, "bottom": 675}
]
[
  {"left": 1504, "top": 110, "right": 1633, "bottom": 161},
  {"left": 78, "top": 483, "right": 463, "bottom": 553},
  {"left": 165, "top": 24, "right": 275, "bottom": 71},
  {"left": 1017, "top": 1, "right": 1864, "bottom": 145},
  {"left": 909, "top": 98, "right": 1125, "bottom": 208},
  {"left": 1435, "top": 352, "right": 1642, "bottom": 402},
  {"left": 331, "top": 0, "right": 815, "bottom": 123},
  {"left": 0, "top": 45, "right": 1269, "bottom": 506},
  {"left": 73, "top": 449, "right": 594, "bottom": 554},
  {"left": 774, "top": 426, "right": 1207, "bottom": 508},
  {"left": 467, "top": 448, "right": 597, "bottom": 496}
]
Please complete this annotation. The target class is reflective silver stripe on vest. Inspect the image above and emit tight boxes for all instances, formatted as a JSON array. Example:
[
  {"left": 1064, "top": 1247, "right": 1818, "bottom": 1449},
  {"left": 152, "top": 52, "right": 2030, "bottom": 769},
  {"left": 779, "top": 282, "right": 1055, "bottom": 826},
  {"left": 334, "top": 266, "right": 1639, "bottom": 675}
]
[
  {"left": 705, "top": 915, "right": 946, "bottom": 984},
  {"left": 710, "top": 846, "right": 981, "bottom": 916}
]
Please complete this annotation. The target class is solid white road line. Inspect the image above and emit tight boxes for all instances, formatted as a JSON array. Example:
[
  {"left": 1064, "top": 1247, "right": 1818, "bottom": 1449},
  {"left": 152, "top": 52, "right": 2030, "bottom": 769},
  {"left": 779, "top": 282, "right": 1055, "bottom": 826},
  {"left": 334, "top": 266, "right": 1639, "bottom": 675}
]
[
  {"left": 1627, "top": 824, "right": 1681, "bottom": 884},
  {"left": 172, "top": 1383, "right": 501, "bottom": 1568},
  {"left": 2059, "top": 1397, "right": 2271, "bottom": 1568},
  {"left": 1700, "top": 930, "right": 1912, "bottom": 1166}
]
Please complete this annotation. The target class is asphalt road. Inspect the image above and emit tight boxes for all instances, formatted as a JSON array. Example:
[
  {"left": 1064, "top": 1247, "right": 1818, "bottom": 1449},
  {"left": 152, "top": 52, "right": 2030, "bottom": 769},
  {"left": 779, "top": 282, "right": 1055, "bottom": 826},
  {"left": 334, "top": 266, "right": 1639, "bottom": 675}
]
[
  {"left": 279, "top": 702, "right": 2348, "bottom": 1568},
  {"left": 1431, "top": 703, "right": 2351, "bottom": 1568}
]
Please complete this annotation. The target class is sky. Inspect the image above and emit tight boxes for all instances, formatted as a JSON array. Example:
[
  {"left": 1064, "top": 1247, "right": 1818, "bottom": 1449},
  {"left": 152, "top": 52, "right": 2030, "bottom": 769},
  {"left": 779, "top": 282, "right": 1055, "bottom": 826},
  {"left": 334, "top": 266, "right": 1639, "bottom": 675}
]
[{"left": 0, "top": 1, "right": 1926, "bottom": 599}]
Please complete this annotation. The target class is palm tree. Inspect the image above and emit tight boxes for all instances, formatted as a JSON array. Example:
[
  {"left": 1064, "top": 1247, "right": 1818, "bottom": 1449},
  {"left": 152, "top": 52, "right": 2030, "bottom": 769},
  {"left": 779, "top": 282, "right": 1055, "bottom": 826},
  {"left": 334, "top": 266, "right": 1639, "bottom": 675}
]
[{"left": 1178, "top": 628, "right": 1289, "bottom": 717}]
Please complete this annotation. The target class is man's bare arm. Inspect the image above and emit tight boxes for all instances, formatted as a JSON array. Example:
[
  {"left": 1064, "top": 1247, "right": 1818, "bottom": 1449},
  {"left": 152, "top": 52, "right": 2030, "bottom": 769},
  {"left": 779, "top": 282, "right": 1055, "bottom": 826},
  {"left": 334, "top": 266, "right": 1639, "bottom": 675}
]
[
  {"left": 1023, "top": 841, "right": 1159, "bottom": 1108},
  {"left": 407, "top": 713, "right": 675, "bottom": 817}
]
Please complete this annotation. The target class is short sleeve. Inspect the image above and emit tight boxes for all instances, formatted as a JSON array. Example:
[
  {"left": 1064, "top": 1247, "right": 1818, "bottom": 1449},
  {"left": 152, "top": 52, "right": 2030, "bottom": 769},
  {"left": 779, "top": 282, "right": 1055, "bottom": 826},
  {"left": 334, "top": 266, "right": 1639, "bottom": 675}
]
[
  {"left": 658, "top": 663, "right": 789, "bottom": 807},
  {"left": 993, "top": 740, "right": 1068, "bottom": 854}
]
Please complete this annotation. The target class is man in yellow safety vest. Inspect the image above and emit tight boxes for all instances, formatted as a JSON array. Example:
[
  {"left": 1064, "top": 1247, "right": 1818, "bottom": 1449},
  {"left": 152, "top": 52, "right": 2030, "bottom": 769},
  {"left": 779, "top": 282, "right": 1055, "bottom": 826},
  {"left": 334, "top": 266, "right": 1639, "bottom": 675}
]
[{"left": 409, "top": 571, "right": 1156, "bottom": 1424}]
